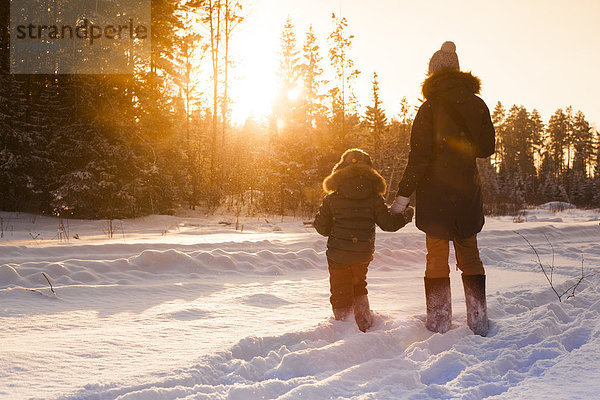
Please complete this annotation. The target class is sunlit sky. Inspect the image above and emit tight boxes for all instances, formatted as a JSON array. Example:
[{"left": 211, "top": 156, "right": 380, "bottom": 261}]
[{"left": 228, "top": 0, "right": 600, "bottom": 128}]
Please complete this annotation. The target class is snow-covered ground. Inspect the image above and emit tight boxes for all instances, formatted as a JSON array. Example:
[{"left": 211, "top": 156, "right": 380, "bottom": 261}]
[{"left": 1, "top": 205, "right": 600, "bottom": 399}]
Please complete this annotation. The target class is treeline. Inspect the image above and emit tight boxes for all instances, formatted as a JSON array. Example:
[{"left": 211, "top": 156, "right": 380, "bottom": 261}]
[
  {"left": 1, "top": 0, "right": 245, "bottom": 218},
  {"left": 485, "top": 103, "right": 600, "bottom": 213},
  {"left": 0, "top": 2, "right": 598, "bottom": 219}
]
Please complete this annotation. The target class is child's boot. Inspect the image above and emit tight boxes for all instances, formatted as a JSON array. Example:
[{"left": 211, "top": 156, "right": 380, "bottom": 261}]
[
  {"left": 332, "top": 306, "right": 353, "bottom": 321},
  {"left": 462, "top": 274, "right": 489, "bottom": 336},
  {"left": 424, "top": 277, "right": 452, "bottom": 333},
  {"left": 353, "top": 295, "right": 374, "bottom": 332}
]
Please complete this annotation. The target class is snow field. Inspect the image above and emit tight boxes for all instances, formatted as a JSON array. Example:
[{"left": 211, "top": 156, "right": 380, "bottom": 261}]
[
  {"left": 59, "top": 277, "right": 600, "bottom": 400},
  {"left": 1, "top": 206, "right": 600, "bottom": 399}
]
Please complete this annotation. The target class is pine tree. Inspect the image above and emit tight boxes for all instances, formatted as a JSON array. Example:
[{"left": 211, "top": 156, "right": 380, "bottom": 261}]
[
  {"left": 279, "top": 18, "right": 301, "bottom": 90},
  {"left": 0, "top": 76, "right": 54, "bottom": 212},
  {"left": 572, "top": 110, "right": 593, "bottom": 176},
  {"left": 300, "top": 25, "right": 326, "bottom": 130},
  {"left": 516, "top": 106, "right": 536, "bottom": 177},
  {"left": 273, "top": 17, "right": 302, "bottom": 131},
  {"left": 499, "top": 105, "right": 537, "bottom": 202},
  {"left": 364, "top": 72, "right": 388, "bottom": 167},
  {"left": 491, "top": 101, "right": 506, "bottom": 168},
  {"left": 548, "top": 108, "right": 570, "bottom": 176},
  {"left": 327, "top": 13, "right": 360, "bottom": 150},
  {"left": 592, "top": 135, "right": 600, "bottom": 207},
  {"left": 529, "top": 109, "right": 545, "bottom": 164},
  {"left": 477, "top": 158, "right": 500, "bottom": 214},
  {"left": 298, "top": 25, "right": 329, "bottom": 213},
  {"left": 564, "top": 106, "right": 574, "bottom": 169},
  {"left": 269, "top": 18, "right": 316, "bottom": 216},
  {"left": 379, "top": 97, "right": 412, "bottom": 201},
  {"left": 538, "top": 152, "right": 557, "bottom": 203}
]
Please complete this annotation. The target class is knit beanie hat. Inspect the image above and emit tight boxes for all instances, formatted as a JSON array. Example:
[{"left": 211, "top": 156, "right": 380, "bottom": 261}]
[{"left": 428, "top": 41, "right": 460, "bottom": 75}]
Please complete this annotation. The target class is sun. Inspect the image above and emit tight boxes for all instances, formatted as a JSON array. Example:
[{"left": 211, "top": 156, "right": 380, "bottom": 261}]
[
  {"left": 286, "top": 86, "right": 302, "bottom": 102},
  {"left": 230, "top": 65, "right": 278, "bottom": 125},
  {"left": 228, "top": 25, "right": 281, "bottom": 125}
]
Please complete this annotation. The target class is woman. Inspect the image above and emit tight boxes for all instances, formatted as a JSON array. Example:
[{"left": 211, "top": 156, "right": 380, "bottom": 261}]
[{"left": 390, "top": 41, "right": 495, "bottom": 336}]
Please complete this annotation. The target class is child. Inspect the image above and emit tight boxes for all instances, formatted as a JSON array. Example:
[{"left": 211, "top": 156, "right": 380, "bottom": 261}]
[{"left": 314, "top": 149, "right": 414, "bottom": 332}]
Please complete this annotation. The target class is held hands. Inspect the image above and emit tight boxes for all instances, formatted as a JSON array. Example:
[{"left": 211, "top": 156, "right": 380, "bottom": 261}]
[
  {"left": 402, "top": 206, "right": 415, "bottom": 223},
  {"left": 390, "top": 196, "right": 410, "bottom": 214}
]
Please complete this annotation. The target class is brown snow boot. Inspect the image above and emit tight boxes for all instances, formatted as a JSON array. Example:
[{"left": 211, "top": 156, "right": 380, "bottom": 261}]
[
  {"left": 424, "top": 277, "right": 452, "bottom": 333},
  {"left": 353, "top": 295, "right": 374, "bottom": 332},
  {"left": 462, "top": 274, "right": 489, "bottom": 336},
  {"left": 333, "top": 306, "right": 353, "bottom": 321}
]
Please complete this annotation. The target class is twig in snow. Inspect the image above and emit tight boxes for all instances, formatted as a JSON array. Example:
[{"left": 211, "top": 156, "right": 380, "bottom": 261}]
[
  {"left": 516, "top": 231, "right": 588, "bottom": 302},
  {"left": 42, "top": 272, "right": 56, "bottom": 295},
  {"left": 29, "top": 231, "right": 41, "bottom": 244},
  {"left": 120, "top": 221, "right": 126, "bottom": 242},
  {"left": 562, "top": 255, "right": 586, "bottom": 301},
  {"left": 515, "top": 231, "right": 559, "bottom": 299},
  {"left": 52, "top": 219, "right": 69, "bottom": 242},
  {"left": 101, "top": 219, "right": 117, "bottom": 239},
  {"left": 543, "top": 232, "right": 555, "bottom": 284}
]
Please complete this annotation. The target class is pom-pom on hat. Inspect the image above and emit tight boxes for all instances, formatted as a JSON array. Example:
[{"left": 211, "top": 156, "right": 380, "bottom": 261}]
[{"left": 428, "top": 41, "right": 460, "bottom": 75}]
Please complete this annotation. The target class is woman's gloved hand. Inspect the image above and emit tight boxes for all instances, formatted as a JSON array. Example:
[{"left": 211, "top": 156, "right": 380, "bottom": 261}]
[{"left": 390, "top": 195, "right": 410, "bottom": 214}]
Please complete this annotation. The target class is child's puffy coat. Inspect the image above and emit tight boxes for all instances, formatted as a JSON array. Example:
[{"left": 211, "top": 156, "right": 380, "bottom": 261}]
[{"left": 314, "top": 162, "right": 408, "bottom": 265}]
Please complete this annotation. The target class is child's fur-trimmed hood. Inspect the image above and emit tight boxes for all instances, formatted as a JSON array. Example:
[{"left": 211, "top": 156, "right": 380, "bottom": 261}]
[{"left": 323, "top": 163, "right": 387, "bottom": 196}]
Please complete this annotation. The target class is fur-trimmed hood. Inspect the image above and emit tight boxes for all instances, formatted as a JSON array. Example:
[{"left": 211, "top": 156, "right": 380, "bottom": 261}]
[
  {"left": 422, "top": 70, "right": 481, "bottom": 100},
  {"left": 323, "top": 163, "right": 387, "bottom": 197}
]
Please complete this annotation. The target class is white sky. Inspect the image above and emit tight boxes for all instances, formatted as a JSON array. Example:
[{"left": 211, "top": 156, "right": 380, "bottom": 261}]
[{"left": 228, "top": 0, "right": 600, "bottom": 128}]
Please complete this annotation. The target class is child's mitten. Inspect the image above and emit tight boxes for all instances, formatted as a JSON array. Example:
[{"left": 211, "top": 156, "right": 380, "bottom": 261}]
[{"left": 402, "top": 206, "right": 414, "bottom": 223}]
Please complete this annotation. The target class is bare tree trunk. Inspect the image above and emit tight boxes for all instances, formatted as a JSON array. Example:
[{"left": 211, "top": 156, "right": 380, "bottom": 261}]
[
  {"left": 207, "top": 0, "right": 222, "bottom": 208},
  {"left": 341, "top": 57, "right": 346, "bottom": 145},
  {"left": 222, "top": 0, "right": 230, "bottom": 144}
]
